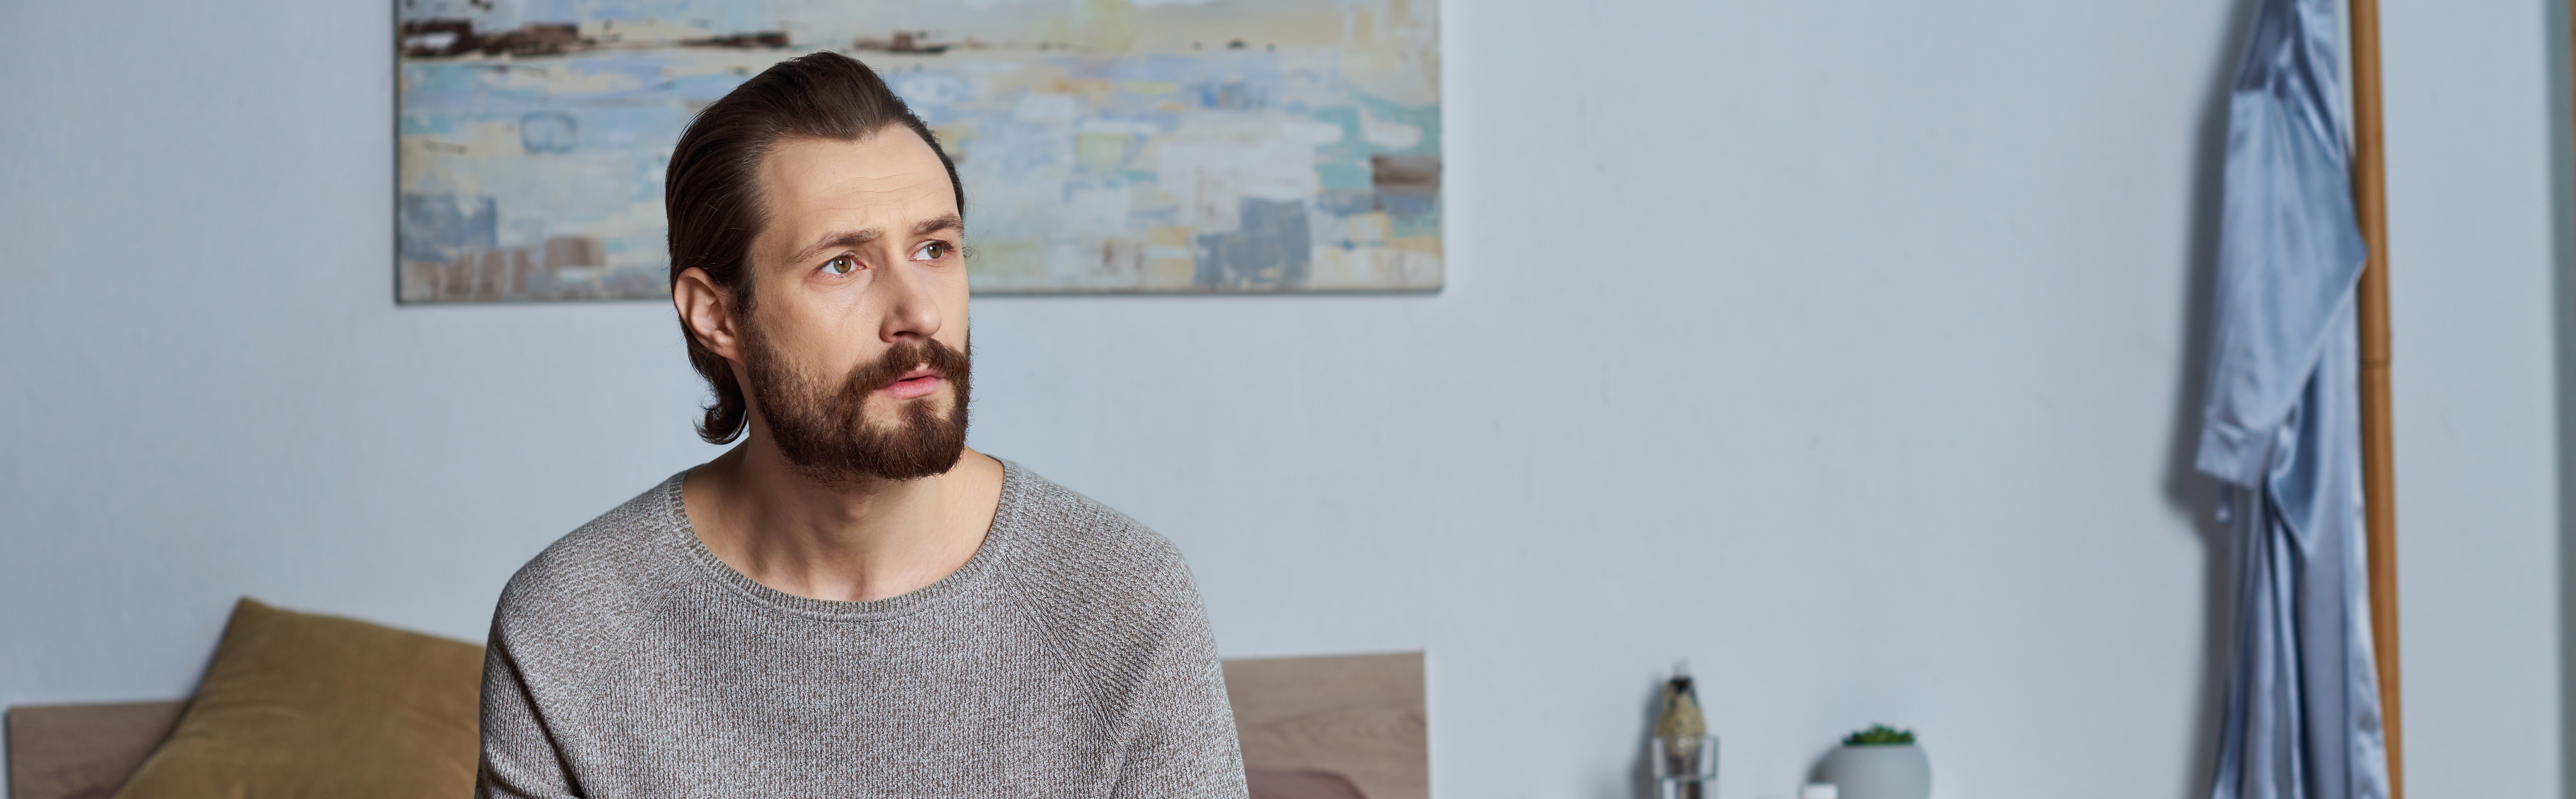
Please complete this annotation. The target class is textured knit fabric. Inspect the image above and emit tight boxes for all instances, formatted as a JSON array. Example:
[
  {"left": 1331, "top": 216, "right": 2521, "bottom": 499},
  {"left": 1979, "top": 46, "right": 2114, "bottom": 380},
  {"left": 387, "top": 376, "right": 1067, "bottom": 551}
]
[{"left": 477, "top": 460, "right": 1249, "bottom": 799}]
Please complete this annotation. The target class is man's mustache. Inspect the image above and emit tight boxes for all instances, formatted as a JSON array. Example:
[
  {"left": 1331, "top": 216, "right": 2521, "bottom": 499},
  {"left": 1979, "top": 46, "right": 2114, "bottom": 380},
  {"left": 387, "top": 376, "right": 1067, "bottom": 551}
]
[{"left": 835, "top": 337, "right": 973, "bottom": 398}]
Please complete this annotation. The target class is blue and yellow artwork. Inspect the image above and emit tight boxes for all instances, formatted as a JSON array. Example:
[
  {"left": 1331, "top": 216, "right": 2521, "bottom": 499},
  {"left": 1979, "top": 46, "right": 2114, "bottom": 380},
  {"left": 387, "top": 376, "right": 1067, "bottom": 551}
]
[{"left": 396, "top": 0, "right": 1441, "bottom": 301}]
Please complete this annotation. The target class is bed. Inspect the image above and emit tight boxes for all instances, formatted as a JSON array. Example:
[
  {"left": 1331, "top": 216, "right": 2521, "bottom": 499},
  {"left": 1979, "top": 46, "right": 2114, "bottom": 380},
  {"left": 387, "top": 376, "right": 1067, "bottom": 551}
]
[{"left": 7, "top": 651, "right": 1425, "bottom": 799}]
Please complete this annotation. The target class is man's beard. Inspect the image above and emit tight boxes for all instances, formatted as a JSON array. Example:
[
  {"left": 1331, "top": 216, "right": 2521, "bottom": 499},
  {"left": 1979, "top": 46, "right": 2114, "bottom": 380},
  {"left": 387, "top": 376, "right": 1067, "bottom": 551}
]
[{"left": 741, "top": 326, "right": 972, "bottom": 485}]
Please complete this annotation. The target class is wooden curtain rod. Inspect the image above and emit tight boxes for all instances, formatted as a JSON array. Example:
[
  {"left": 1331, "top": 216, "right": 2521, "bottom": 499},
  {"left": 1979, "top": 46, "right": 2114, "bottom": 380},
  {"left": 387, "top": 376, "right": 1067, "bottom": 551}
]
[{"left": 2346, "top": 0, "right": 2401, "bottom": 796}]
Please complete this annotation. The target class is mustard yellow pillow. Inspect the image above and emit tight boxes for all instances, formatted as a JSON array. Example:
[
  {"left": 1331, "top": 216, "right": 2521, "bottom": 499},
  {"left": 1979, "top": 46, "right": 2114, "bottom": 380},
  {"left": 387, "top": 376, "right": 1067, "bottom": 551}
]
[{"left": 113, "top": 598, "right": 483, "bottom": 799}]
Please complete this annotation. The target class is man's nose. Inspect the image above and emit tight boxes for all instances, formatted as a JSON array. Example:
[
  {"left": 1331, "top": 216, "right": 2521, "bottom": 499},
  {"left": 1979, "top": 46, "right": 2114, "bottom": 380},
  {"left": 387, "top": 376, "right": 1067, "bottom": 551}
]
[{"left": 875, "top": 257, "right": 942, "bottom": 343}]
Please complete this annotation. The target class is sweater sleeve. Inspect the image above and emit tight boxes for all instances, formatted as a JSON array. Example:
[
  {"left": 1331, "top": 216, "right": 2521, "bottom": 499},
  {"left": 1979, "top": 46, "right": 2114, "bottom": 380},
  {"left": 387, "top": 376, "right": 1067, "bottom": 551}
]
[
  {"left": 476, "top": 623, "right": 582, "bottom": 799},
  {"left": 1106, "top": 558, "right": 1250, "bottom": 799},
  {"left": 994, "top": 469, "right": 1253, "bottom": 799}
]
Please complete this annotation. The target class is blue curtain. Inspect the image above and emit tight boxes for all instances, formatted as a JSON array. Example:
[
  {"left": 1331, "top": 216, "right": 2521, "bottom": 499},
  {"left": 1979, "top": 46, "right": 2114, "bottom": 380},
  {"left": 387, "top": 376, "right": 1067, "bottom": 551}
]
[{"left": 2196, "top": 0, "right": 2389, "bottom": 798}]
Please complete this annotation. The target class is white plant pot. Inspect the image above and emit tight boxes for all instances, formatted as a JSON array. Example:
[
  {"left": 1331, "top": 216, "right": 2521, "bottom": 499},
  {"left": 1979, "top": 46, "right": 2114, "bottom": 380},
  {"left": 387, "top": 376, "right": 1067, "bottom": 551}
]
[{"left": 1819, "top": 743, "right": 1930, "bottom": 799}]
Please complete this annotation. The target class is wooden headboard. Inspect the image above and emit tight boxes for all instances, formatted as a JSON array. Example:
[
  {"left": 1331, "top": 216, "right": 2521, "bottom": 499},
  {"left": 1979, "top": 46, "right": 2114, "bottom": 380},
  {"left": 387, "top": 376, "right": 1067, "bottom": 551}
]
[
  {"left": 8, "top": 651, "right": 1426, "bottom": 799},
  {"left": 1223, "top": 651, "right": 1428, "bottom": 799},
  {"left": 6, "top": 700, "right": 186, "bottom": 799}
]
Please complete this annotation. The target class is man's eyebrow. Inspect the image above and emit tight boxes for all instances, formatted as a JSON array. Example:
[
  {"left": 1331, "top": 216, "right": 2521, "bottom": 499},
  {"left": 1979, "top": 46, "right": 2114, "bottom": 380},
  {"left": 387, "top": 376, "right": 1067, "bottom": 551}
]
[
  {"left": 786, "top": 229, "right": 879, "bottom": 266},
  {"left": 781, "top": 215, "right": 964, "bottom": 266},
  {"left": 911, "top": 214, "right": 963, "bottom": 236}
]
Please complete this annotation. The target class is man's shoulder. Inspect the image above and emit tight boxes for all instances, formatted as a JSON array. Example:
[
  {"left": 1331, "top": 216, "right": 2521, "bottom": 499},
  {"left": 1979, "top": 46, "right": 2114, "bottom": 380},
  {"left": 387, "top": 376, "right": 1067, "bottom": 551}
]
[
  {"left": 995, "top": 464, "right": 1196, "bottom": 594},
  {"left": 493, "top": 473, "right": 687, "bottom": 632},
  {"left": 992, "top": 464, "right": 1224, "bottom": 720}
]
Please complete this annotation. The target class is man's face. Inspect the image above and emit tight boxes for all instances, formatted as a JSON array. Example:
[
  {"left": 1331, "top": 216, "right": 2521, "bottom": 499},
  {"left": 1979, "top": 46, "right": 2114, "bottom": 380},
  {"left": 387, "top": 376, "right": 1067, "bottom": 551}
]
[{"left": 733, "top": 127, "right": 971, "bottom": 483}]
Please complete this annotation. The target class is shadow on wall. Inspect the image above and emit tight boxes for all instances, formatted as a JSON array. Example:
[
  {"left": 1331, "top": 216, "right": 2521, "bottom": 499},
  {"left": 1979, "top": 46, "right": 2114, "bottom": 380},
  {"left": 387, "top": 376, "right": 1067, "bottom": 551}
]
[
  {"left": 2156, "top": 1, "right": 2259, "bottom": 799},
  {"left": 2546, "top": 0, "right": 2576, "bottom": 797},
  {"left": 1624, "top": 680, "right": 1652, "bottom": 799}
]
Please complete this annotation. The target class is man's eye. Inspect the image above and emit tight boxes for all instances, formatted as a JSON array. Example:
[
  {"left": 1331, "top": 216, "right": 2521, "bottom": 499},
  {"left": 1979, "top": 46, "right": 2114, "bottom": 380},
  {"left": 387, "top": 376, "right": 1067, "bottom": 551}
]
[
  {"left": 821, "top": 255, "right": 857, "bottom": 275},
  {"left": 912, "top": 241, "right": 949, "bottom": 261}
]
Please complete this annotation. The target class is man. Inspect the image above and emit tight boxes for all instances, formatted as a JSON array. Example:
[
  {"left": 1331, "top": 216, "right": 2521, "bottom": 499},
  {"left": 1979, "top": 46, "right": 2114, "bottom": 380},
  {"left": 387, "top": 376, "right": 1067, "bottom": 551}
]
[{"left": 477, "top": 52, "right": 1248, "bottom": 798}]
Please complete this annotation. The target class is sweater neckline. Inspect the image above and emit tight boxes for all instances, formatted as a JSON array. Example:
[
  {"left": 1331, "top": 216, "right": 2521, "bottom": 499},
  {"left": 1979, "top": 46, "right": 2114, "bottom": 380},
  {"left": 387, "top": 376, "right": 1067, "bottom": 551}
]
[{"left": 659, "top": 458, "right": 1023, "bottom": 623}]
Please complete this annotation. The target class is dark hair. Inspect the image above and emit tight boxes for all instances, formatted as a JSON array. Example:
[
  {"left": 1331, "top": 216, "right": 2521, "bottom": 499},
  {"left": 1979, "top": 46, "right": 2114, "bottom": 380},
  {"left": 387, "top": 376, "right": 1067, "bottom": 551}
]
[{"left": 665, "top": 51, "right": 964, "bottom": 444}]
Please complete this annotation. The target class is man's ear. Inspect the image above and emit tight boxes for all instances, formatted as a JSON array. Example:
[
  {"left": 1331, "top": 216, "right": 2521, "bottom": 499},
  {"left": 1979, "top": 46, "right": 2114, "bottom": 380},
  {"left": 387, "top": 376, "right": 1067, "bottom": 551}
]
[{"left": 674, "top": 267, "right": 744, "bottom": 363}]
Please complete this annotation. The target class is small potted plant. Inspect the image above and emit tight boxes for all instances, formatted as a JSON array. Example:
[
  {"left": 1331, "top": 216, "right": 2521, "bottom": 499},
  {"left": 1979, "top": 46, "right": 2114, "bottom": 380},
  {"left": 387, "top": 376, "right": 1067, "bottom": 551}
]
[{"left": 1817, "top": 723, "right": 1929, "bottom": 799}]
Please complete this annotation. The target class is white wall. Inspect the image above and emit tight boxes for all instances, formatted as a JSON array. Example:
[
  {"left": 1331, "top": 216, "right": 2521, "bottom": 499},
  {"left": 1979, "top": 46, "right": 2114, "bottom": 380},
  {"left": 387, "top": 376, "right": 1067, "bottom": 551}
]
[
  {"left": 0, "top": 1, "right": 2559, "bottom": 798},
  {"left": 2382, "top": 0, "right": 2569, "bottom": 796}
]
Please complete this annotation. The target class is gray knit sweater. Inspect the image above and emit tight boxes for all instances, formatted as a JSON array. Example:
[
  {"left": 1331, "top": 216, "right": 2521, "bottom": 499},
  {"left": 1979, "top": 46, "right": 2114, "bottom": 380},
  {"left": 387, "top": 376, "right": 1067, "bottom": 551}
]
[{"left": 477, "top": 460, "right": 1249, "bottom": 798}]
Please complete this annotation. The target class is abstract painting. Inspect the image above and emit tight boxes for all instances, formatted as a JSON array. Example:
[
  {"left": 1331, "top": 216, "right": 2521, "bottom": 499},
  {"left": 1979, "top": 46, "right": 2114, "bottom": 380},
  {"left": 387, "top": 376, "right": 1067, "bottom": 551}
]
[{"left": 396, "top": 0, "right": 1441, "bottom": 302}]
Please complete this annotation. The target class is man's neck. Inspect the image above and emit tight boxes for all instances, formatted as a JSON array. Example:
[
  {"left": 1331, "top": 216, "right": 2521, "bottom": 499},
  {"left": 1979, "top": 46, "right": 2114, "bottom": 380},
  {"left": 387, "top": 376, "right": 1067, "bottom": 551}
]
[{"left": 680, "top": 438, "right": 1005, "bottom": 603}]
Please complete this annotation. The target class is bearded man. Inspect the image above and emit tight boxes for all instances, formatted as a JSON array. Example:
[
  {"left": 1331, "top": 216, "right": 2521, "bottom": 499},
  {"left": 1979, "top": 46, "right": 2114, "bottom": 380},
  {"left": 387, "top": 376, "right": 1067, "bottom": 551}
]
[{"left": 475, "top": 53, "right": 1248, "bottom": 799}]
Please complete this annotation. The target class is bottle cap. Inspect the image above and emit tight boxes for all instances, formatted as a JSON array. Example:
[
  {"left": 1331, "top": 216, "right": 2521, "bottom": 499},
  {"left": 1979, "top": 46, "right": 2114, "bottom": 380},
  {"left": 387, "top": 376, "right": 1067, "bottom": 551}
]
[{"left": 1799, "top": 784, "right": 1839, "bottom": 799}]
